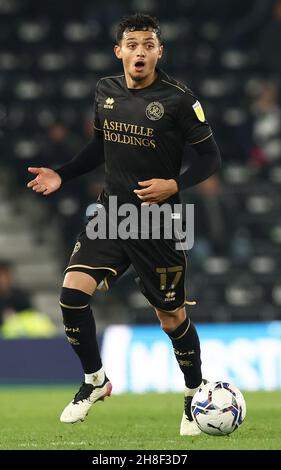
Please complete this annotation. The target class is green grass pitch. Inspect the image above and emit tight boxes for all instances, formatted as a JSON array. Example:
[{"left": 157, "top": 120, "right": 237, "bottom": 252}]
[{"left": 0, "top": 387, "right": 280, "bottom": 450}]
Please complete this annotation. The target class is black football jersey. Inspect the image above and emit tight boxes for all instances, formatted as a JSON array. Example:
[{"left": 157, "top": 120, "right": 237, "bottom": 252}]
[{"left": 94, "top": 69, "right": 212, "bottom": 207}]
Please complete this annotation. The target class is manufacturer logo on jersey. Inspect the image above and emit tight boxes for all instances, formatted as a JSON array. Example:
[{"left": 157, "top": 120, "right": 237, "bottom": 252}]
[
  {"left": 104, "top": 97, "right": 115, "bottom": 109},
  {"left": 146, "top": 101, "right": 164, "bottom": 121},
  {"left": 71, "top": 241, "right": 81, "bottom": 256},
  {"left": 192, "top": 100, "right": 205, "bottom": 122}
]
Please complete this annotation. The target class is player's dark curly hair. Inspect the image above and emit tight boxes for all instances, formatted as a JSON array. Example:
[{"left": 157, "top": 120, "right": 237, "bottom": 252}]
[{"left": 116, "top": 13, "right": 162, "bottom": 44}]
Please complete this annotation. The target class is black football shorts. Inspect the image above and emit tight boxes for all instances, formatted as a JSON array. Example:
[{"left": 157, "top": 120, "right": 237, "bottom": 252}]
[{"left": 64, "top": 213, "right": 188, "bottom": 312}]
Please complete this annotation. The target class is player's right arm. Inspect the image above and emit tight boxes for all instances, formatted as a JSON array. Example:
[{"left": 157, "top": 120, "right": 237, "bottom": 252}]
[
  {"left": 27, "top": 132, "right": 104, "bottom": 196},
  {"left": 27, "top": 84, "right": 104, "bottom": 196},
  {"left": 27, "top": 137, "right": 104, "bottom": 196},
  {"left": 27, "top": 167, "right": 62, "bottom": 196}
]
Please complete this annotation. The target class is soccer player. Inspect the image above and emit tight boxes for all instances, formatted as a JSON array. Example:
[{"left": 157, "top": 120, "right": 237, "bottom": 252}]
[{"left": 27, "top": 14, "right": 221, "bottom": 436}]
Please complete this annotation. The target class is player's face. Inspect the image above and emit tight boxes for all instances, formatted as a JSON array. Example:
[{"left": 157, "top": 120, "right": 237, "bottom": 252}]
[{"left": 114, "top": 30, "right": 163, "bottom": 85}]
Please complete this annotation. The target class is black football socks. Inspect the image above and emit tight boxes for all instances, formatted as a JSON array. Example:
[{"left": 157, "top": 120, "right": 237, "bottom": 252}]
[
  {"left": 60, "top": 287, "right": 102, "bottom": 374},
  {"left": 166, "top": 316, "right": 202, "bottom": 389}
]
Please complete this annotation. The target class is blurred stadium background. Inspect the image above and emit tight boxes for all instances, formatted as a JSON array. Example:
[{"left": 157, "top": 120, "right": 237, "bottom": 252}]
[{"left": 1, "top": 0, "right": 281, "bottom": 395}]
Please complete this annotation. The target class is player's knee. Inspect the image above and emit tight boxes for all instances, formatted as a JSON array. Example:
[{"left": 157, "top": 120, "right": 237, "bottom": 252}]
[
  {"left": 155, "top": 311, "right": 176, "bottom": 333},
  {"left": 60, "top": 286, "right": 91, "bottom": 308},
  {"left": 155, "top": 307, "right": 186, "bottom": 333},
  {"left": 59, "top": 287, "right": 92, "bottom": 324},
  {"left": 63, "top": 271, "right": 97, "bottom": 295},
  {"left": 160, "top": 319, "right": 179, "bottom": 334},
  {"left": 161, "top": 322, "right": 174, "bottom": 334}
]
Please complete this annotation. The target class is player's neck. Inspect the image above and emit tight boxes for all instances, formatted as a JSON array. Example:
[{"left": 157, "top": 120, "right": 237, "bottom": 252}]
[{"left": 124, "top": 69, "right": 158, "bottom": 90}]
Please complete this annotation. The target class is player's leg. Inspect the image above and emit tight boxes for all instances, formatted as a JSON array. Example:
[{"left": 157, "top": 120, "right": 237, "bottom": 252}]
[
  {"left": 59, "top": 225, "right": 130, "bottom": 423},
  {"left": 61, "top": 271, "right": 106, "bottom": 385},
  {"left": 59, "top": 270, "right": 112, "bottom": 424},
  {"left": 155, "top": 305, "right": 202, "bottom": 390},
  {"left": 124, "top": 236, "right": 204, "bottom": 435},
  {"left": 155, "top": 305, "right": 204, "bottom": 436}
]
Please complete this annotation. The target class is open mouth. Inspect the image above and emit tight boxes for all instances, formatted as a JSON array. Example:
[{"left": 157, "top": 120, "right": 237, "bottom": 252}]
[{"left": 134, "top": 60, "right": 145, "bottom": 72}]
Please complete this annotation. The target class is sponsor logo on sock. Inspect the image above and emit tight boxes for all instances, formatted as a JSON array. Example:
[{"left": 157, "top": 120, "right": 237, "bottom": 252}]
[
  {"left": 65, "top": 327, "right": 80, "bottom": 333},
  {"left": 174, "top": 349, "right": 195, "bottom": 356},
  {"left": 67, "top": 336, "right": 80, "bottom": 345},
  {"left": 178, "top": 359, "right": 192, "bottom": 367}
]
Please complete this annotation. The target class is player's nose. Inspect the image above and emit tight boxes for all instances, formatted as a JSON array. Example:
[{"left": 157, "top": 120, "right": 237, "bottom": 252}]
[{"left": 136, "top": 47, "right": 146, "bottom": 57}]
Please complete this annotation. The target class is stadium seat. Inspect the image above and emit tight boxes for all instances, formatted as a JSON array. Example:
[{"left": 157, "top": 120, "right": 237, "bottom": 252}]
[
  {"left": 223, "top": 165, "right": 253, "bottom": 184},
  {"left": 84, "top": 52, "right": 114, "bottom": 71},
  {"left": 63, "top": 21, "right": 100, "bottom": 42},
  {"left": 14, "top": 80, "right": 44, "bottom": 100},
  {"left": 221, "top": 50, "right": 251, "bottom": 70},
  {"left": 61, "top": 79, "right": 92, "bottom": 99},
  {"left": 38, "top": 52, "right": 68, "bottom": 71},
  {"left": 202, "top": 256, "right": 231, "bottom": 275},
  {"left": 17, "top": 21, "right": 50, "bottom": 43}
]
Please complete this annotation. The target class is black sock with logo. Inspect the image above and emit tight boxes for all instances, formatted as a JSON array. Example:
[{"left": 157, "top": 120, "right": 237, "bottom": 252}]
[
  {"left": 60, "top": 287, "right": 102, "bottom": 374},
  {"left": 166, "top": 317, "right": 202, "bottom": 388}
]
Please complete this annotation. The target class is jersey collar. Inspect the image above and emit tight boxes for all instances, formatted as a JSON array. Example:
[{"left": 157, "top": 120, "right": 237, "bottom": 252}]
[{"left": 123, "top": 68, "right": 165, "bottom": 94}]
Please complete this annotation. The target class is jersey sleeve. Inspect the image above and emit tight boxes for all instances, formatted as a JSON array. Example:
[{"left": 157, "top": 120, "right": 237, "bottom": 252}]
[
  {"left": 55, "top": 83, "right": 104, "bottom": 183},
  {"left": 176, "top": 91, "right": 212, "bottom": 145},
  {"left": 93, "top": 82, "right": 103, "bottom": 133}
]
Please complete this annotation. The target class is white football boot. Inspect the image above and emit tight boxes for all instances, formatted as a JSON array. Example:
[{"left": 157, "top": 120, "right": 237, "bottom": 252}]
[
  {"left": 180, "top": 380, "right": 206, "bottom": 436},
  {"left": 60, "top": 375, "right": 112, "bottom": 424}
]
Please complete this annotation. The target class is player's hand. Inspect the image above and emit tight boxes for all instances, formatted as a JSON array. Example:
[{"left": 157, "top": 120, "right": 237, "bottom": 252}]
[
  {"left": 134, "top": 178, "right": 178, "bottom": 204},
  {"left": 27, "top": 167, "right": 62, "bottom": 196}
]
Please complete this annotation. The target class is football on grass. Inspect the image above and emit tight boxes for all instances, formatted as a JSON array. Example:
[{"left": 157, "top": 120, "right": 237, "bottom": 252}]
[{"left": 191, "top": 381, "right": 246, "bottom": 436}]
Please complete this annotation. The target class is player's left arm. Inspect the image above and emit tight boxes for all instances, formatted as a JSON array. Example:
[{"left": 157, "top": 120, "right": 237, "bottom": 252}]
[
  {"left": 174, "top": 91, "right": 221, "bottom": 191},
  {"left": 134, "top": 92, "right": 221, "bottom": 203},
  {"left": 134, "top": 135, "right": 221, "bottom": 203},
  {"left": 175, "top": 134, "right": 221, "bottom": 191}
]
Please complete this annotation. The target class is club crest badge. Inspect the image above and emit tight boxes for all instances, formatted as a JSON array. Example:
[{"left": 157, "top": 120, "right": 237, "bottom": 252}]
[{"left": 146, "top": 101, "right": 164, "bottom": 121}]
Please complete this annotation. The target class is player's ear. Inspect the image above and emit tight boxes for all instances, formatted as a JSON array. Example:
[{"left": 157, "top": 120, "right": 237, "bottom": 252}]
[
  {"left": 114, "top": 45, "right": 122, "bottom": 59},
  {"left": 158, "top": 45, "right": 164, "bottom": 59}
]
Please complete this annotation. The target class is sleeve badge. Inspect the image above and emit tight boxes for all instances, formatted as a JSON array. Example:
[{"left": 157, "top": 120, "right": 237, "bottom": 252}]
[{"left": 192, "top": 100, "right": 205, "bottom": 122}]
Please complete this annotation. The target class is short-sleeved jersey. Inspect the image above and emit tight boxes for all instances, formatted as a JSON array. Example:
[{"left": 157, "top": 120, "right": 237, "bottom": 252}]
[{"left": 94, "top": 69, "right": 212, "bottom": 207}]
